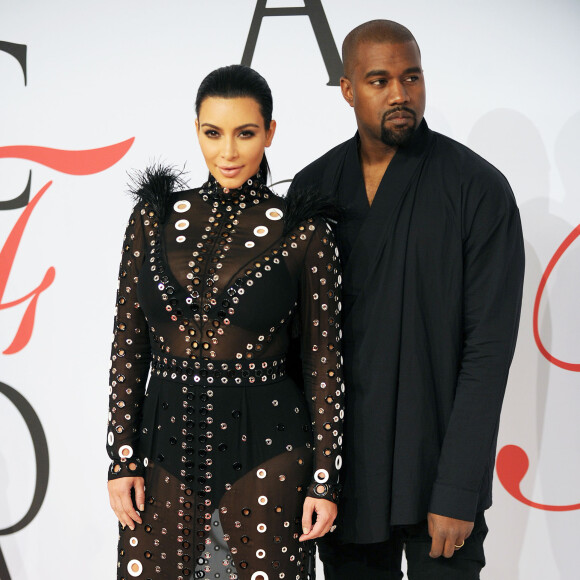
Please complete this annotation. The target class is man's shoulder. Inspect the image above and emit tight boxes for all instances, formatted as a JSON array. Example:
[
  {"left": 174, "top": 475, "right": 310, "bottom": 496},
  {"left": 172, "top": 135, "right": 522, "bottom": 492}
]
[
  {"left": 429, "top": 129, "right": 518, "bottom": 212},
  {"left": 292, "top": 136, "right": 353, "bottom": 186},
  {"left": 430, "top": 130, "right": 508, "bottom": 184}
]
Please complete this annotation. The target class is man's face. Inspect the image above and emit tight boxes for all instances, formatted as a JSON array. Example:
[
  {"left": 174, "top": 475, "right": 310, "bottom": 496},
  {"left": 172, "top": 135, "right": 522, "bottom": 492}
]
[{"left": 341, "top": 41, "right": 425, "bottom": 148}]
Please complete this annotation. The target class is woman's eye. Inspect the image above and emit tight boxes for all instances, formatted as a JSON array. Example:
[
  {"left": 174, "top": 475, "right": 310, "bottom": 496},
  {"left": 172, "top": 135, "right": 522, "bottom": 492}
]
[
  {"left": 204, "top": 130, "right": 219, "bottom": 138},
  {"left": 239, "top": 130, "right": 256, "bottom": 138}
]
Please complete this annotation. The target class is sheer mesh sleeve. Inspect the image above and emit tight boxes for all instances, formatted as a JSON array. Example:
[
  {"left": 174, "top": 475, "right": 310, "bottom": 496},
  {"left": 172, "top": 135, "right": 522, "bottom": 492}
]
[
  {"left": 106, "top": 203, "right": 152, "bottom": 480},
  {"left": 300, "top": 221, "right": 344, "bottom": 502}
]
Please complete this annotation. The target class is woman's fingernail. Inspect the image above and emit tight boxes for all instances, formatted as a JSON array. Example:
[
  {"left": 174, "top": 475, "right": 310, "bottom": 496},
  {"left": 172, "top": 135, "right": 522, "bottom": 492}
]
[
  {"left": 303, "top": 527, "right": 309, "bottom": 534},
  {"left": 139, "top": 504, "right": 145, "bottom": 511}
]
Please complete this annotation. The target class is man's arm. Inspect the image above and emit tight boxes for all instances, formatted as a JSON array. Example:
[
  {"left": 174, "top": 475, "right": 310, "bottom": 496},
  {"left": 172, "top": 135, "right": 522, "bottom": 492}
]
[{"left": 428, "top": 168, "right": 525, "bottom": 555}]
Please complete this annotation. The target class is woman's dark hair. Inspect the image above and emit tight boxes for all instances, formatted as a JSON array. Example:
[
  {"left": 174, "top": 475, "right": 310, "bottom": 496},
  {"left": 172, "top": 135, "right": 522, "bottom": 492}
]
[{"left": 195, "top": 64, "right": 273, "bottom": 179}]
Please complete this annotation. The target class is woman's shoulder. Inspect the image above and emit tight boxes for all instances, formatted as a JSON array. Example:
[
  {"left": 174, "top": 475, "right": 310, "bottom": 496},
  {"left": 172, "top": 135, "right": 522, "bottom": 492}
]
[
  {"left": 128, "top": 163, "right": 190, "bottom": 222},
  {"left": 282, "top": 184, "right": 340, "bottom": 236}
]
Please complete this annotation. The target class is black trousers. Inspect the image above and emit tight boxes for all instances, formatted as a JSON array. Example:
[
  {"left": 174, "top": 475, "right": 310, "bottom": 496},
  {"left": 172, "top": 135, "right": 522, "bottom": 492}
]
[{"left": 318, "top": 512, "right": 488, "bottom": 580}]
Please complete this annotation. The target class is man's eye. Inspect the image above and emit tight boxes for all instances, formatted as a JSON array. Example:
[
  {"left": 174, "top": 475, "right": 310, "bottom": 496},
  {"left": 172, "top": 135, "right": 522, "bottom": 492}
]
[
  {"left": 371, "top": 79, "right": 386, "bottom": 86},
  {"left": 405, "top": 76, "right": 419, "bottom": 83}
]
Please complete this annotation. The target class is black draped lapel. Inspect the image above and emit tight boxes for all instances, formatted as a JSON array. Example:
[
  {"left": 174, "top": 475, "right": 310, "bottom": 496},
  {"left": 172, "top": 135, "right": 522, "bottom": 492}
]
[
  {"left": 343, "top": 121, "right": 435, "bottom": 296},
  {"left": 338, "top": 121, "right": 437, "bottom": 543}
]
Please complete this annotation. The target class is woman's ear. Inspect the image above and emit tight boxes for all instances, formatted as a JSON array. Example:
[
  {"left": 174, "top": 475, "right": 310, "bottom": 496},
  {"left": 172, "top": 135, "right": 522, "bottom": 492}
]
[
  {"left": 265, "top": 119, "right": 277, "bottom": 148},
  {"left": 195, "top": 118, "right": 202, "bottom": 145}
]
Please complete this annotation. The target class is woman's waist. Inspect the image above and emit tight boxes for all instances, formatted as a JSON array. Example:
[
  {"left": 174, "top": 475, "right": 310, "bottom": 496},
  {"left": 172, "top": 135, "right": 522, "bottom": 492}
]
[{"left": 150, "top": 350, "right": 289, "bottom": 387}]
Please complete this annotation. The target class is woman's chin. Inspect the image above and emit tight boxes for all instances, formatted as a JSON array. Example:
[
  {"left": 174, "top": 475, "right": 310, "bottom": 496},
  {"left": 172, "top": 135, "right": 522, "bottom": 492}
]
[
  {"left": 211, "top": 172, "right": 252, "bottom": 190},
  {"left": 207, "top": 169, "right": 235, "bottom": 188}
]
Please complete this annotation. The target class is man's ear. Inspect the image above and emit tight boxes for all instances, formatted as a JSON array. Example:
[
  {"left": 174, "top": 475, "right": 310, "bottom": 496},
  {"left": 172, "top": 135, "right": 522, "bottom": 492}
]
[{"left": 340, "top": 77, "right": 354, "bottom": 107}]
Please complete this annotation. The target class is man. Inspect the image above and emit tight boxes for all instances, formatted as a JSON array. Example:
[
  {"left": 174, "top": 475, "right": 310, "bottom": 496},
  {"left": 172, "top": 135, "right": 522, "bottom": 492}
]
[{"left": 290, "top": 20, "right": 525, "bottom": 579}]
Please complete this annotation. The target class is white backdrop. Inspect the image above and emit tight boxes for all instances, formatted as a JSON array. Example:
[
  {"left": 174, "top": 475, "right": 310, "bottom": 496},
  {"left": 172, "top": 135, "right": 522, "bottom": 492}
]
[{"left": 1, "top": 1, "right": 579, "bottom": 578}]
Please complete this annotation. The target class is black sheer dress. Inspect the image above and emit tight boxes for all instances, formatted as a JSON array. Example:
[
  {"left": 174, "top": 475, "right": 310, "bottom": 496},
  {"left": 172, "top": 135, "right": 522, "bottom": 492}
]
[{"left": 107, "top": 171, "right": 344, "bottom": 580}]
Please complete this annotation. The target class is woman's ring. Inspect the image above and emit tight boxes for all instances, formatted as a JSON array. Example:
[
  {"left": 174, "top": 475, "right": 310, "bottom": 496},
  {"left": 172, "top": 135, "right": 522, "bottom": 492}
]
[{"left": 454, "top": 541, "right": 465, "bottom": 549}]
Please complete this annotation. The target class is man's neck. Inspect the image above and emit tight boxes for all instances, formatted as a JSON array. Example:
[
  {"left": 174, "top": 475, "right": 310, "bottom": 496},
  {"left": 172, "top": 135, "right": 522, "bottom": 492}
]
[{"left": 358, "top": 136, "right": 397, "bottom": 206}]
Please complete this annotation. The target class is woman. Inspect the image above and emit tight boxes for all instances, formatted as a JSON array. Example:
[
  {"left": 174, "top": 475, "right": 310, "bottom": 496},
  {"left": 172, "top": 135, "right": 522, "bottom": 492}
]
[{"left": 106, "top": 65, "right": 344, "bottom": 580}]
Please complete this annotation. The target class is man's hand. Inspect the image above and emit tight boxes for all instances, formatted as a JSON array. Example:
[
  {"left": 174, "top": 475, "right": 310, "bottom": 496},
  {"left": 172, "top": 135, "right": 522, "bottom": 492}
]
[{"left": 427, "top": 512, "right": 474, "bottom": 558}]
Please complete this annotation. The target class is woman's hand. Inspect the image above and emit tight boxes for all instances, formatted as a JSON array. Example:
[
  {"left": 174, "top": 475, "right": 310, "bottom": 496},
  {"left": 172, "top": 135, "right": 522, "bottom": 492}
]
[
  {"left": 107, "top": 477, "right": 145, "bottom": 530},
  {"left": 299, "top": 497, "right": 337, "bottom": 541}
]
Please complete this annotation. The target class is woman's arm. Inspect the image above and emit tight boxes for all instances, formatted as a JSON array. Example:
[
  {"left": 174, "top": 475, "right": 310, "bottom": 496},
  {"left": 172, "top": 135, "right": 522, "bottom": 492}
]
[
  {"left": 296, "top": 219, "right": 345, "bottom": 540},
  {"left": 106, "top": 203, "right": 152, "bottom": 529}
]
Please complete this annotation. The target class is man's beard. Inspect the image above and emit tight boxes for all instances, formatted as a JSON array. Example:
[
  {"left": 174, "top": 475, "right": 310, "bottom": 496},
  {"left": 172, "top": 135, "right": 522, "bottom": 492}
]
[{"left": 380, "top": 108, "right": 417, "bottom": 147}]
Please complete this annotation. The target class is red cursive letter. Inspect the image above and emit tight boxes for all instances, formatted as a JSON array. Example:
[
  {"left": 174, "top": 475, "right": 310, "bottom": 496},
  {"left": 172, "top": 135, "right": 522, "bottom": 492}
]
[
  {"left": 533, "top": 224, "right": 580, "bottom": 371},
  {"left": 0, "top": 182, "right": 55, "bottom": 354},
  {"left": 497, "top": 445, "right": 580, "bottom": 511}
]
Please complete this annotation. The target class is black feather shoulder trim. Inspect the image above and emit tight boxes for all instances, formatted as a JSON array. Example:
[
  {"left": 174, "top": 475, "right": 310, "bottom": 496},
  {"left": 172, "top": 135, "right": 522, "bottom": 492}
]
[
  {"left": 283, "top": 185, "right": 341, "bottom": 235},
  {"left": 128, "top": 163, "right": 188, "bottom": 223}
]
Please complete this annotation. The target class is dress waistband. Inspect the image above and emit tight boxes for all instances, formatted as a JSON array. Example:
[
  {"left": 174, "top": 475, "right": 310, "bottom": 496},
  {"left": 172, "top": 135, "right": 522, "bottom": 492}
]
[{"left": 150, "top": 352, "right": 288, "bottom": 387}]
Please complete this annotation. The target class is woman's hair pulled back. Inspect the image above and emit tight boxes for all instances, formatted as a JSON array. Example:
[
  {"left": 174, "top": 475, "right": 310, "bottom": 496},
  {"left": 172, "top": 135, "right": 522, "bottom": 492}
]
[{"left": 195, "top": 65, "right": 273, "bottom": 178}]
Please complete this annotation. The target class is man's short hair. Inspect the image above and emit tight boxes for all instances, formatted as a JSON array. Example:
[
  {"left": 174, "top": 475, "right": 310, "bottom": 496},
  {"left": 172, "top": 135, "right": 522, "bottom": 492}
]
[{"left": 342, "top": 20, "right": 419, "bottom": 77}]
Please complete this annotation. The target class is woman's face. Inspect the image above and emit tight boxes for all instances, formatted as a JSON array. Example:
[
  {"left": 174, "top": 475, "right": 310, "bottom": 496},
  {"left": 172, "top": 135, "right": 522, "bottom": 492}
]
[{"left": 195, "top": 96, "right": 276, "bottom": 189}]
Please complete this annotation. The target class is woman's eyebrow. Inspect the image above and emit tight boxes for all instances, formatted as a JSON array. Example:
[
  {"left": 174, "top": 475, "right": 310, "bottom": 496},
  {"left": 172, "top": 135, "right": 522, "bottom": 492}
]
[{"left": 200, "top": 122, "right": 260, "bottom": 130}]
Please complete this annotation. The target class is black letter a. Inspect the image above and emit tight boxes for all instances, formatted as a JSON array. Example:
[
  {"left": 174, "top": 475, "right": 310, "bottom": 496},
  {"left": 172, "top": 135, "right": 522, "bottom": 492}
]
[{"left": 241, "top": 0, "right": 342, "bottom": 86}]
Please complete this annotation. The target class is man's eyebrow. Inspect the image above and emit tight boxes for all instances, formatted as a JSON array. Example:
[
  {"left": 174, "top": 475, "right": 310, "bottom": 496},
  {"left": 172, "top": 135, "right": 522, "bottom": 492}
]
[
  {"left": 364, "top": 69, "right": 388, "bottom": 78},
  {"left": 364, "top": 66, "right": 422, "bottom": 79},
  {"left": 200, "top": 122, "right": 260, "bottom": 130}
]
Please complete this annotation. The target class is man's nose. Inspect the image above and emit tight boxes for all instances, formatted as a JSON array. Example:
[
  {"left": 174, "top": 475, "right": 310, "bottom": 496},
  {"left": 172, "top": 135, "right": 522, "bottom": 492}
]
[{"left": 388, "top": 80, "right": 409, "bottom": 105}]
